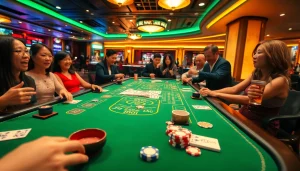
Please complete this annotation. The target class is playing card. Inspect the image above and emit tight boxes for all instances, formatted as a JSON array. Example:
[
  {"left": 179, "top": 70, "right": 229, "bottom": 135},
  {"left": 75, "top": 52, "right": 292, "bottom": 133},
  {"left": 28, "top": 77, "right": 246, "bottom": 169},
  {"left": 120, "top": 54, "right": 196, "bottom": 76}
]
[
  {"left": 102, "top": 89, "right": 109, "bottom": 92},
  {"left": 192, "top": 105, "right": 212, "bottom": 110},
  {"left": 63, "top": 100, "right": 82, "bottom": 104},
  {"left": 0, "top": 128, "right": 31, "bottom": 141},
  {"left": 189, "top": 134, "right": 221, "bottom": 152}
]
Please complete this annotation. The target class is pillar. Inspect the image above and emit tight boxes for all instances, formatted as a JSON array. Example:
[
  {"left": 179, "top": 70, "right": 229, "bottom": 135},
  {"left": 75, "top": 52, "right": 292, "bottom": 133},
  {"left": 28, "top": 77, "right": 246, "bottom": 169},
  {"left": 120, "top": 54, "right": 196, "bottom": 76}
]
[{"left": 224, "top": 17, "right": 267, "bottom": 81}]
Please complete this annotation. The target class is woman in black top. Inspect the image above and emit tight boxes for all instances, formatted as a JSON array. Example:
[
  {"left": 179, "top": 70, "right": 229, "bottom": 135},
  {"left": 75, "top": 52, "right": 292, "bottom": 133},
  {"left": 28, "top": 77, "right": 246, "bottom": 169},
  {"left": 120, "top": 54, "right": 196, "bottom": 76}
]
[
  {"left": 161, "top": 54, "right": 178, "bottom": 78},
  {"left": 0, "top": 37, "right": 36, "bottom": 112}
]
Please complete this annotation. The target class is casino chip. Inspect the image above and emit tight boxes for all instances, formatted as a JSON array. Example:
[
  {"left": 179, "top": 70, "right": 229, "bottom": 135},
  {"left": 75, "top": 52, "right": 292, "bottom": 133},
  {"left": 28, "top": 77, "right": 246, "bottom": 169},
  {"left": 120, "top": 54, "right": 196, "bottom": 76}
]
[
  {"left": 186, "top": 146, "right": 201, "bottom": 156},
  {"left": 91, "top": 99, "right": 99, "bottom": 102},
  {"left": 136, "top": 105, "right": 144, "bottom": 109},
  {"left": 166, "top": 121, "right": 174, "bottom": 125},
  {"left": 140, "top": 146, "right": 159, "bottom": 162},
  {"left": 197, "top": 121, "right": 213, "bottom": 128}
]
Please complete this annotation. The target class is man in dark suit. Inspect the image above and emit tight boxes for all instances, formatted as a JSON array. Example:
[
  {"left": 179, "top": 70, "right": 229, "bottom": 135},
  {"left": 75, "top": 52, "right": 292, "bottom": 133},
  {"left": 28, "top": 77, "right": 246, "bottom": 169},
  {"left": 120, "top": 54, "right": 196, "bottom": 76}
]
[
  {"left": 95, "top": 50, "right": 124, "bottom": 85},
  {"left": 185, "top": 45, "right": 232, "bottom": 90},
  {"left": 142, "top": 53, "right": 163, "bottom": 78}
]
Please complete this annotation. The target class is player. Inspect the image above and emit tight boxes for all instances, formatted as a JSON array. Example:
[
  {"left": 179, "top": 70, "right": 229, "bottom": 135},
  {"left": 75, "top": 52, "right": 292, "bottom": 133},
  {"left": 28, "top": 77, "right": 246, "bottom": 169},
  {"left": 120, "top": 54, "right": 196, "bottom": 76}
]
[
  {"left": 0, "top": 37, "right": 36, "bottom": 112},
  {"left": 26, "top": 44, "right": 73, "bottom": 104},
  {"left": 142, "top": 53, "right": 163, "bottom": 78},
  {"left": 182, "top": 54, "right": 206, "bottom": 83},
  {"left": 53, "top": 51, "right": 102, "bottom": 93},
  {"left": 95, "top": 50, "right": 124, "bottom": 85},
  {"left": 161, "top": 54, "right": 178, "bottom": 78},
  {"left": 0, "top": 136, "right": 88, "bottom": 171}
]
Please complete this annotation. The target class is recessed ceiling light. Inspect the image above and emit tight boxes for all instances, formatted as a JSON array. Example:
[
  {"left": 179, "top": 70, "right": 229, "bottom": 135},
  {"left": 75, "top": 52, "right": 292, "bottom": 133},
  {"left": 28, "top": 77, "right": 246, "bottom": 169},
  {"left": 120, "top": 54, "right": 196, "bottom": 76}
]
[
  {"left": 48, "top": 29, "right": 51, "bottom": 31},
  {"left": 86, "top": 10, "right": 89, "bottom": 12},
  {"left": 80, "top": 21, "right": 83, "bottom": 23},
  {"left": 289, "top": 28, "right": 292, "bottom": 30},
  {"left": 33, "top": 29, "right": 35, "bottom": 31},
  {"left": 199, "top": 3, "right": 205, "bottom": 6},
  {"left": 137, "top": 4, "right": 141, "bottom": 6},
  {"left": 170, "top": 13, "right": 174, "bottom": 15},
  {"left": 168, "top": 19, "right": 171, "bottom": 22},
  {"left": 56, "top": 6, "right": 61, "bottom": 9},
  {"left": 91, "top": 13, "right": 94, "bottom": 15},
  {"left": 112, "top": 21, "right": 115, "bottom": 23},
  {"left": 126, "top": 13, "right": 130, "bottom": 15},
  {"left": 280, "top": 13, "right": 285, "bottom": 16},
  {"left": 194, "top": 12, "right": 199, "bottom": 15},
  {"left": 18, "top": 21, "right": 22, "bottom": 23},
  {"left": 266, "top": 34, "right": 270, "bottom": 36}
]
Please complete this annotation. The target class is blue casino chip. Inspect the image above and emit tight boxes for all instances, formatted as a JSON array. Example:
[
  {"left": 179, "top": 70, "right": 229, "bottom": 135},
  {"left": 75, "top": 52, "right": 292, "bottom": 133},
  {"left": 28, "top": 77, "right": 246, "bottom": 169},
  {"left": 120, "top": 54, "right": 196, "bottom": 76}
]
[{"left": 140, "top": 146, "right": 159, "bottom": 162}]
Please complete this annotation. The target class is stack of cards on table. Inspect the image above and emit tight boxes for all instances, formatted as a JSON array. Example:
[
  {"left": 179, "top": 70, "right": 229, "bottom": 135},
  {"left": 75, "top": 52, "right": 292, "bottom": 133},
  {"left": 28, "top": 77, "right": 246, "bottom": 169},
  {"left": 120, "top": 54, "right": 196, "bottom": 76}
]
[
  {"left": 0, "top": 129, "right": 31, "bottom": 141},
  {"left": 63, "top": 100, "right": 82, "bottom": 104},
  {"left": 192, "top": 105, "right": 212, "bottom": 110},
  {"left": 120, "top": 89, "right": 161, "bottom": 99},
  {"left": 189, "top": 134, "right": 221, "bottom": 152}
]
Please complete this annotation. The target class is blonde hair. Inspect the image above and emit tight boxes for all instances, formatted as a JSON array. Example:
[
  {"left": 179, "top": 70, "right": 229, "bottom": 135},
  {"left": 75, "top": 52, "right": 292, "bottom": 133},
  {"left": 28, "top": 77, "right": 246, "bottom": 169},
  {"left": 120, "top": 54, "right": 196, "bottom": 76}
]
[{"left": 252, "top": 40, "right": 291, "bottom": 82}]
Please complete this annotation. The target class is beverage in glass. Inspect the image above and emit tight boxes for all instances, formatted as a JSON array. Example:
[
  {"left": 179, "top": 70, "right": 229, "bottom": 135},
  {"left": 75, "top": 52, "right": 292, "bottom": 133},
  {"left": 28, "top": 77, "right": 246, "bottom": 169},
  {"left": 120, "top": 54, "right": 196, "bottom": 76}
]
[
  {"left": 134, "top": 73, "right": 138, "bottom": 80},
  {"left": 249, "top": 80, "right": 266, "bottom": 105},
  {"left": 176, "top": 75, "right": 180, "bottom": 82}
]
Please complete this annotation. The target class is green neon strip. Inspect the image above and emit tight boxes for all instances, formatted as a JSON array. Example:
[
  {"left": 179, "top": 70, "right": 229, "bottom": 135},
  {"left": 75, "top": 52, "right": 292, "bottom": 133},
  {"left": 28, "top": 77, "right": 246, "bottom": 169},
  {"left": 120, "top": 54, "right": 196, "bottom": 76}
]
[{"left": 17, "top": 0, "right": 219, "bottom": 39}]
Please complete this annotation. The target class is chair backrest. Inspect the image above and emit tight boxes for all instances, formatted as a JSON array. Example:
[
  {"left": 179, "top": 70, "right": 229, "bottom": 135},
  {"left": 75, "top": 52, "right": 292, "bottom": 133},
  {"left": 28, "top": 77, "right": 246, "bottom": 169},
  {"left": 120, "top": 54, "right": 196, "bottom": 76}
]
[
  {"left": 279, "top": 90, "right": 300, "bottom": 133},
  {"left": 88, "top": 72, "right": 96, "bottom": 84}
]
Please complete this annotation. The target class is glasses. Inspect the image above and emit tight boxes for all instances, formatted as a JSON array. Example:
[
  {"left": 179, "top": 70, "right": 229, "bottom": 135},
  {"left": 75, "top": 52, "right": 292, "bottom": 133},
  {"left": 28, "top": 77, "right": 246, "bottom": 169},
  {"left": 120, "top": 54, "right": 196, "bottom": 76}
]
[{"left": 14, "top": 49, "right": 30, "bottom": 56}]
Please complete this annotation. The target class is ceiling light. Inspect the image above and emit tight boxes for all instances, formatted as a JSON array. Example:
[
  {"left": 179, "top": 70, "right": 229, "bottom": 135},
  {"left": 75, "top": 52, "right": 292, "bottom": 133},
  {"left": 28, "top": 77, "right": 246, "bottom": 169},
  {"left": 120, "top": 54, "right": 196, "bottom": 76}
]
[
  {"left": 80, "top": 21, "right": 83, "bottom": 23},
  {"left": 112, "top": 21, "right": 115, "bottom": 23},
  {"left": 137, "top": 4, "right": 141, "bottom": 6},
  {"left": 168, "top": 19, "right": 171, "bottom": 22},
  {"left": 280, "top": 13, "right": 285, "bottom": 16},
  {"left": 127, "top": 33, "right": 142, "bottom": 40},
  {"left": 194, "top": 12, "right": 199, "bottom": 15},
  {"left": 169, "top": 13, "right": 174, "bottom": 15},
  {"left": 266, "top": 34, "right": 270, "bottom": 36},
  {"left": 107, "top": 0, "right": 134, "bottom": 7},
  {"left": 48, "top": 29, "right": 51, "bottom": 31},
  {"left": 289, "top": 28, "right": 292, "bottom": 30},
  {"left": 86, "top": 10, "right": 89, "bottom": 12},
  {"left": 158, "top": 0, "right": 190, "bottom": 11},
  {"left": 130, "top": 20, "right": 133, "bottom": 22},
  {"left": 199, "top": 3, "right": 205, "bottom": 6},
  {"left": 18, "top": 21, "right": 22, "bottom": 24},
  {"left": 136, "top": 19, "right": 167, "bottom": 33},
  {"left": 33, "top": 29, "right": 35, "bottom": 31},
  {"left": 0, "top": 14, "right": 11, "bottom": 23},
  {"left": 56, "top": 6, "right": 61, "bottom": 9}
]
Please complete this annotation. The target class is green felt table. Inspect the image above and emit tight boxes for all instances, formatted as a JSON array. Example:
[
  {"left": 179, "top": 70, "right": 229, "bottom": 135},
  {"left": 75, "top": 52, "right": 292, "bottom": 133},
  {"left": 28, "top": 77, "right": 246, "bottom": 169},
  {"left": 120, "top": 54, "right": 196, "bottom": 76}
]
[{"left": 0, "top": 78, "right": 280, "bottom": 171}]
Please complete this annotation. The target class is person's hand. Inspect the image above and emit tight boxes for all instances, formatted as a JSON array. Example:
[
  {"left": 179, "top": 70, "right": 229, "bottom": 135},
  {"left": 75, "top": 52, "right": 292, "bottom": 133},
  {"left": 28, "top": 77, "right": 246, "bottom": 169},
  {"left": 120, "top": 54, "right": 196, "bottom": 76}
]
[
  {"left": 0, "top": 136, "right": 88, "bottom": 171},
  {"left": 59, "top": 89, "right": 73, "bottom": 101},
  {"left": 169, "top": 70, "right": 174, "bottom": 76},
  {"left": 115, "top": 74, "right": 124, "bottom": 79},
  {"left": 0, "top": 82, "right": 36, "bottom": 106},
  {"left": 247, "top": 84, "right": 264, "bottom": 100},
  {"left": 91, "top": 84, "right": 102, "bottom": 92},
  {"left": 156, "top": 63, "right": 160, "bottom": 68},
  {"left": 182, "top": 77, "right": 192, "bottom": 83},
  {"left": 188, "top": 68, "right": 198, "bottom": 75},
  {"left": 149, "top": 73, "right": 155, "bottom": 78},
  {"left": 162, "top": 69, "right": 167, "bottom": 75},
  {"left": 199, "top": 88, "right": 217, "bottom": 97}
]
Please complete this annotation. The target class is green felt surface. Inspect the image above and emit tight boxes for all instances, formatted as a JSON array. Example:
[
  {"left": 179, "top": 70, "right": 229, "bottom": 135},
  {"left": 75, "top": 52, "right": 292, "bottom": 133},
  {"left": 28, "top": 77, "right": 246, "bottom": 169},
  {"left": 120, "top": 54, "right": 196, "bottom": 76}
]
[{"left": 0, "top": 79, "right": 278, "bottom": 171}]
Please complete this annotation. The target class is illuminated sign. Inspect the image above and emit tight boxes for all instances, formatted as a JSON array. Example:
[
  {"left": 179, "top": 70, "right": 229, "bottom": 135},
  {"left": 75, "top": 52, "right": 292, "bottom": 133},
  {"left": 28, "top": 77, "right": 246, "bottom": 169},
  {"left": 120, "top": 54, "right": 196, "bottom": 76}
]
[
  {"left": 0, "top": 28, "right": 13, "bottom": 35},
  {"left": 53, "top": 38, "right": 61, "bottom": 43}
]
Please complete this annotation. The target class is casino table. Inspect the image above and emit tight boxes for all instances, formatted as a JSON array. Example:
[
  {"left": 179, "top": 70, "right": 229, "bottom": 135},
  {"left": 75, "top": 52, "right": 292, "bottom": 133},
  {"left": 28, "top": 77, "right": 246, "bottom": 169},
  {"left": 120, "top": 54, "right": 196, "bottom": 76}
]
[{"left": 0, "top": 78, "right": 299, "bottom": 171}]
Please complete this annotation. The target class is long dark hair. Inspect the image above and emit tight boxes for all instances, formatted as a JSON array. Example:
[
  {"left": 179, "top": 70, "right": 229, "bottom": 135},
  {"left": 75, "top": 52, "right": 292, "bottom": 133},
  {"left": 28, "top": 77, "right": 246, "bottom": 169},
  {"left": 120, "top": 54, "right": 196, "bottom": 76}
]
[
  {"left": 252, "top": 40, "right": 291, "bottom": 83},
  {"left": 162, "top": 54, "right": 174, "bottom": 70},
  {"left": 0, "top": 36, "right": 18, "bottom": 94},
  {"left": 28, "top": 43, "right": 53, "bottom": 75},
  {"left": 52, "top": 51, "right": 75, "bottom": 74}
]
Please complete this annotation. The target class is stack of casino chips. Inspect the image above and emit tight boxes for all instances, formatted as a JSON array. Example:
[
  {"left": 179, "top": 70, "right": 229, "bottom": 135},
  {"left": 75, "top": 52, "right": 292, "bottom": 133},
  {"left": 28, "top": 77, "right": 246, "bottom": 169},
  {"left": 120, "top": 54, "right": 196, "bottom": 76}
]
[
  {"left": 169, "top": 130, "right": 191, "bottom": 149},
  {"left": 166, "top": 125, "right": 182, "bottom": 136},
  {"left": 140, "top": 146, "right": 159, "bottom": 162}
]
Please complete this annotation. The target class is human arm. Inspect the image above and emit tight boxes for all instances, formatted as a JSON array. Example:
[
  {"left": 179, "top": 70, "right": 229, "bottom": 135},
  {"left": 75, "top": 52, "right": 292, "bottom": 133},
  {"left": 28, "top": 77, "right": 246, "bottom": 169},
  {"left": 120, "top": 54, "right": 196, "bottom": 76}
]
[
  {"left": 0, "top": 82, "right": 36, "bottom": 111},
  {"left": 142, "top": 65, "right": 151, "bottom": 77},
  {"left": 53, "top": 73, "right": 66, "bottom": 89},
  {"left": 95, "top": 63, "right": 116, "bottom": 81},
  {"left": 50, "top": 73, "right": 73, "bottom": 101},
  {"left": 0, "top": 136, "right": 88, "bottom": 171},
  {"left": 197, "top": 61, "right": 231, "bottom": 81},
  {"left": 74, "top": 72, "right": 102, "bottom": 91}
]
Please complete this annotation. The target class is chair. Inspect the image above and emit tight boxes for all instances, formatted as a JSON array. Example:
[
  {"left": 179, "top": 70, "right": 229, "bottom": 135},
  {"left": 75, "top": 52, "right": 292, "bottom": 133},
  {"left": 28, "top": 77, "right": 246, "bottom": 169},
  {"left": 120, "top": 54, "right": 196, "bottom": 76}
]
[
  {"left": 290, "top": 74, "right": 299, "bottom": 90},
  {"left": 262, "top": 90, "right": 300, "bottom": 155},
  {"left": 88, "top": 72, "right": 96, "bottom": 84}
]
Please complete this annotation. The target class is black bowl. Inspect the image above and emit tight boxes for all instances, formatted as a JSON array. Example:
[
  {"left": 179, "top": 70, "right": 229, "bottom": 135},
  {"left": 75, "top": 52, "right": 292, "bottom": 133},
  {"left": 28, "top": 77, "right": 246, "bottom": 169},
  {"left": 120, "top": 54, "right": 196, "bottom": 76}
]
[
  {"left": 192, "top": 92, "right": 200, "bottom": 98},
  {"left": 69, "top": 128, "right": 107, "bottom": 156},
  {"left": 116, "top": 80, "right": 122, "bottom": 84}
]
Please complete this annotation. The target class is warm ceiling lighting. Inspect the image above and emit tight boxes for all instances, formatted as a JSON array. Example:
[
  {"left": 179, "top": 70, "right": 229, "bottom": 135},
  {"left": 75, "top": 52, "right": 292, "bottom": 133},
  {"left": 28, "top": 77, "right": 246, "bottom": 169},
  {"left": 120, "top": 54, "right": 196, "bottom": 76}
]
[
  {"left": 158, "top": 0, "right": 190, "bottom": 11},
  {"left": 86, "top": 10, "right": 89, "bottom": 12},
  {"left": 56, "top": 6, "right": 61, "bottom": 9},
  {"left": 168, "top": 19, "right": 171, "bottom": 22},
  {"left": 280, "top": 13, "right": 285, "bottom": 16},
  {"left": 127, "top": 33, "right": 142, "bottom": 40},
  {"left": 0, "top": 14, "right": 11, "bottom": 23},
  {"left": 199, "top": 3, "right": 205, "bottom": 6},
  {"left": 130, "top": 20, "right": 133, "bottom": 22},
  {"left": 107, "top": 0, "right": 134, "bottom": 7},
  {"left": 266, "top": 34, "right": 270, "bottom": 36},
  {"left": 136, "top": 19, "right": 167, "bottom": 33},
  {"left": 289, "top": 28, "right": 292, "bottom": 30},
  {"left": 18, "top": 21, "right": 22, "bottom": 24}
]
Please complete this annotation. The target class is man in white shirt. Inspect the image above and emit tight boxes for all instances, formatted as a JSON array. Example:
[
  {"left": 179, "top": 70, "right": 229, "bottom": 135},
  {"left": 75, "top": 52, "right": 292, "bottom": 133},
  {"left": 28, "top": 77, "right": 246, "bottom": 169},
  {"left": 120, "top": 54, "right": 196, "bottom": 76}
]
[{"left": 182, "top": 54, "right": 206, "bottom": 82}]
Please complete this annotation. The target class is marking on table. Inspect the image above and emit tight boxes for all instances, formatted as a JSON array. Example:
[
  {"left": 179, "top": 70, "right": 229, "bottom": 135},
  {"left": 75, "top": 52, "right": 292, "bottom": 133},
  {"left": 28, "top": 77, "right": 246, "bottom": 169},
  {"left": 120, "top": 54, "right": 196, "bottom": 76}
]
[{"left": 109, "top": 97, "right": 160, "bottom": 116}]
